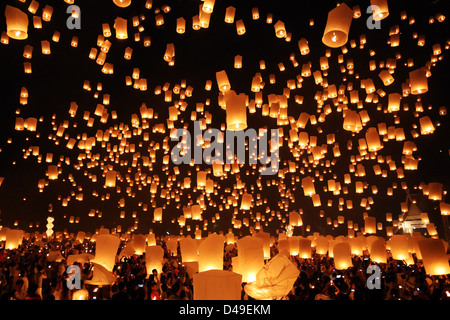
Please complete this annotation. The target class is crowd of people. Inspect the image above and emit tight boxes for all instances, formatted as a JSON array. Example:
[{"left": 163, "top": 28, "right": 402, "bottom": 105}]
[{"left": 0, "top": 236, "right": 449, "bottom": 301}]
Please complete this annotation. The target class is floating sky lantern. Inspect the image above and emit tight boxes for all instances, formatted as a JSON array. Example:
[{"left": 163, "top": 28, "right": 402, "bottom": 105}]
[
  {"left": 322, "top": 3, "right": 354, "bottom": 48},
  {"left": 4, "top": 5, "right": 28, "bottom": 40}
]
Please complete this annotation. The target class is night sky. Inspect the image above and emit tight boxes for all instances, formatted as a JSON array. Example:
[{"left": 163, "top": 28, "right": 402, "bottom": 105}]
[{"left": 0, "top": 0, "right": 449, "bottom": 238}]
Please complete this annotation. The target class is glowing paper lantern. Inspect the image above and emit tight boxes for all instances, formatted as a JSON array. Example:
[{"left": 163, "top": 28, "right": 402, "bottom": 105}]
[
  {"left": 322, "top": 3, "right": 354, "bottom": 48},
  {"left": 371, "top": 0, "right": 389, "bottom": 20},
  {"left": 370, "top": 239, "right": 387, "bottom": 263},
  {"left": 419, "top": 116, "right": 435, "bottom": 135},
  {"left": 76, "top": 231, "right": 86, "bottom": 243},
  {"left": 418, "top": 239, "right": 450, "bottom": 275},
  {"left": 349, "top": 237, "right": 365, "bottom": 255},
  {"left": 145, "top": 245, "right": 164, "bottom": 276},
  {"left": 343, "top": 110, "right": 362, "bottom": 132},
  {"left": 224, "top": 6, "right": 236, "bottom": 23},
  {"left": 153, "top": 207, "right": 163, "bottom": 221},
  {"left": 72, "top": 289, "right": 89, "bottom": 300},
  {"left": 164, "top": 43, "right": 175, "bottom": 62},
  {"left": 92, "top": 234, "right": 120, "bottom": 271},
  {"left": 191, "top": 205, "right": 202, "bottom": 220},
  {"left": 240, "top": 193, "right": 253, "bottom": 210},
  {"left": 388, "top": 235, "right": 411, "bottom": 260},
  {"left": 193, "top": 270, "right": 242, "bottom": 300},
  {"left": 198, "top": 234, "right": 225, "bottom": 272},
  {"left": 5, "top": 229, "right": 22, "bottom": 250},
  {"left": 274, "top": 20, "right": 286, "bottom": 38},
  {"left": 236, "top": 19, "right": 246, "bottom": 35},
  {"left": 114, "top": 17, "right": 128, "bottom": 39},
  {"left": 164, "top": 237, "right": 177, "bottom": 255},
  {"left": 46, "top": 216, "right": 54, "bottom": 237},
  {"left": 426, "top": 223, "right": 438, "bottom": 237},
  {"left": 237, "top": 236, "right": 264, "bottom": 283},
  {"left": 176, "top": 17, "right": 186, "bottom": 34},
  {"left": 409, "top": 68, "right": 428, "bottom": 94},
  {"left": 289, "top": 211, "right": 302, "bottom": 227},
  {"left": 147, "top": 233, "right": 156, "bottom": 246},
  {"left": 440, "top": 202, "right": 450, "bottom": 216},
  {"left": 302, "top": 176, "right": 316, "bottom": 196},
  {"left": 216, "top": 70, "right": 231, "bottom": 92},
  {"left": 298, "top": 38, "right": 310, "bottom": 55},
  {"left": 0, "top": 228, "right": 9, "bottom": 242},
  {"left": 84, "top": 263, "right": 116, "bottom": 286},
  {"left": 113, "top": 0, "right": 131, "bottom": 8},
  {"left": 253, "top": 231, "right": 271, "bottom": 260},
  {"left": 364, "top": 216, "right": 377, "bottom": 234},
  {"left": 180, "top": 237, "right": 200, "bottom": 262},
  {"left": 225, "top": 91, "right": 248, "bottom": 131},
  {"left": 298, "top": 238, "right": 312, "bottom": 259},
  {"left": 428, "top": 182, "right": 443, "bottom": 200},
  {"left": 202, "top": 0, "right": 215, "bottom": 13},
  {"left": 5, "top": 5, "right": 28, "bottom": 40},
  {"left": 388, "top": 93, "right": 401, "bottom": 112},
  {"left": 379, "top": 70, "right": 394, "bottom": 85},
  {"left": 132, "top": 234, "right": 146, "bottom": 255},
  {"left": 333, "top": 242, "right": 353, "bottom": 270},
  {"left": 315, "top": 236, "right": 329, "bottom": 255},
  {"left": 105, "top": 170, "right": 117, "bottom": 187},
  {"left": 244, "top": 252, "right": 300, "bottom": 300}
]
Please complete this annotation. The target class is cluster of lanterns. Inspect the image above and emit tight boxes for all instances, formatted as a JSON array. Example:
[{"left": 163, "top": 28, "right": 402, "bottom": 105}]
[{"left": 0, "top": 0, "right": 449, "bottom": 253}]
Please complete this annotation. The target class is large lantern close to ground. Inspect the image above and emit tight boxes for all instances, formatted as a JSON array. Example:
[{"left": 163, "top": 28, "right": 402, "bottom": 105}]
[
  {"left": 244, "top": 252, "right": 300, "bottom": 300},
  {"left": 132, "top": 234, "right": 146, "bottom": 255},
  {"left": 370, "top": 239, "right": 387, "bottom": 263},
  {"left": 180, "top": 237, "right": 199, "bottom": 262},
  {"left": 388, "top": 235, "right": 411, "bottom": 261},
  {"left": 92, "top": 234, "right": 120, "bottom": 272},
  {"left": 298, "top": 238, "right": 312, "bottom": 259},
  {"left": 193, "top": 270, "right": 242, "bottom": 300},
  {"left": 198, "top": 234, "right": 224, "bottom": 272},
  {"left": 333, "top": 242, "right": 353, "bottom": 270},
  {"left": 237, "top": 236, "right": 264, "bottom": 283},
  {"left": 145, "top": 245, "right": 164, "bottom": 276},
  {"left": 418, "top": 239, "right": 450, "bottom": 275},
  {"left": 5, "top": 229, "right": 22, "bottom": 250}
]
